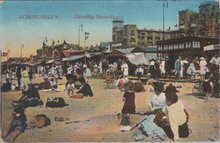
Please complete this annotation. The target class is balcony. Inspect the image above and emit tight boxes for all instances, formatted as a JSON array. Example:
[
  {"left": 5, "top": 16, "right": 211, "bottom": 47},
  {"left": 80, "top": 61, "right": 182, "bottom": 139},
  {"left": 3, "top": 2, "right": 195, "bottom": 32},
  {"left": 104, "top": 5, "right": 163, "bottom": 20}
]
[{"left": 179, "top": 25, "right": 185, "bottom": 29}]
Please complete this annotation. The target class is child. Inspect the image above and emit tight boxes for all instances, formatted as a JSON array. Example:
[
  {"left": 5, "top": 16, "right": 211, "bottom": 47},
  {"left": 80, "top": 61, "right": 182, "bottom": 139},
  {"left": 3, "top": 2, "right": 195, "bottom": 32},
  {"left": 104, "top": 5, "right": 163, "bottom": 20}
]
[
  {"left": 27, "top": 114, "right": 51, "bottom": 129},
  {"left": 66, "top": 79, "right": 75, "bottom": 96},
  {"left": 2, "top": 108, "right": 51, "bottom": 142},
  {"left": 120, "top": 81, "right": 135, "bottom": 131},
  {"left": 1, "top": 108, "right": 27, "bottom": 142}
]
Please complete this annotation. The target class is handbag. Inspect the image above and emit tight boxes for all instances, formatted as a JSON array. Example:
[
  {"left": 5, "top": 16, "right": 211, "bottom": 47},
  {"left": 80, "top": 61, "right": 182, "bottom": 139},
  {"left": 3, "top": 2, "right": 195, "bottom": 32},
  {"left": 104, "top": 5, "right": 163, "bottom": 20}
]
[{"left": 153, "top": 110, "right": 169, "bottom": 127}]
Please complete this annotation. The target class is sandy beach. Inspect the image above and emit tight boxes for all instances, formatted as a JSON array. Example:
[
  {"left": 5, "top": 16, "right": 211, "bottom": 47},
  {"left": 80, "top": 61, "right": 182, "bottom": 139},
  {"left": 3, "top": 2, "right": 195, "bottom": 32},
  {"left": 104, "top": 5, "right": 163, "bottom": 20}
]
[{"left": 1, "top": 76, "right": 220, "bottom": 142}]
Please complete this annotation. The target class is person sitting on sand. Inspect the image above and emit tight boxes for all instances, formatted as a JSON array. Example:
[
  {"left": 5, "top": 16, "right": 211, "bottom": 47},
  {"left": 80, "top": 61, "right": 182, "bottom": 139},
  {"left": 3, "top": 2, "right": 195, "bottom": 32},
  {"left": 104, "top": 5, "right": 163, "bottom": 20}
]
[
  {"left": 38, "top": 75, "right": 51, "bottom": 90},
  {"left": 1, "top": 107, "right": 27, "bottom": 142},
  {"left": 50, "top": 77, "right": 57, "bottom": 89},
  {"left": 2, "top": 108, "right": 51, "bottom": 142},
  {"left": 1, "top": 78, "right": 12, "bottom": 92},
  {"left": 164, "top": 85, "right": 190, "bottom": 141},
  {"left": 27, "top": 114, "right": 51, "bottom": 129},
  {"left": 133, "top": 82, "right": 167, "bottom": 141},
  {"left": 12, "top": 83, "right": 43, "bottom": 108},
  {"left": 70, "top": 77, "right": 93, "bottom": 98}
]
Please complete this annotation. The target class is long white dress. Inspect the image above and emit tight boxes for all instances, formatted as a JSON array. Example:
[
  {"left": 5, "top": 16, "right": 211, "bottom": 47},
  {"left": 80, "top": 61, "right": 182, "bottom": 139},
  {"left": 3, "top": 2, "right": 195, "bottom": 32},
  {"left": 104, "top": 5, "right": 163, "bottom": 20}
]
[
  {"left": 160, "top": 60, "right": 165, "bottom": 75},
  {"left": 199, "top": 60, "right": 207, "bottom": 75},
  {"left": 121, "top": 63, "right": 129, "bottom": 76}
]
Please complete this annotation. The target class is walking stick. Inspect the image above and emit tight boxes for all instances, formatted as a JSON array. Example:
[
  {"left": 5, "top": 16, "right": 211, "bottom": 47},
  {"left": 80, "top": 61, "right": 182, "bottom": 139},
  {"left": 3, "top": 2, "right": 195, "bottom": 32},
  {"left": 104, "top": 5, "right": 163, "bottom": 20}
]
[
  {"left": 130, "top": 109, "right": 162, "bottom": 131},
  {"left": 130, "top": 116, "right": 149, "bottom": 131}
]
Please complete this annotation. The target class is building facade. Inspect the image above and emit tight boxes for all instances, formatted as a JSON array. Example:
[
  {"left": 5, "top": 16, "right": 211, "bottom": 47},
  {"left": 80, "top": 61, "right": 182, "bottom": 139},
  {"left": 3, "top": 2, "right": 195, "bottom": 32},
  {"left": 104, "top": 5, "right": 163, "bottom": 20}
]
[
  {"left": 157, "top": 36, "right": 219, "bottom": 62},
  {"left": 179, "top": 9, "right": 200, "bottom": 36},
  {"left": 137, "top": 29, "right": 163, "bottom": 48},
  {"left": 137, "top": 29, "right": 180, "bottom": 48},
  {"left": 123, "top": 24, "right": 138, "bottom": 47},
  {"left": 178, "top": 1, "right": 219, "bottom": 38},
  {"left": 36, "top": 41, "right": 81, "bottom": 60},
  {"left": 199, "top": 1, "right": 219, "bottom": 38},
  {"left": 112, "top": 20, "right": 124, "bottom": 46}
]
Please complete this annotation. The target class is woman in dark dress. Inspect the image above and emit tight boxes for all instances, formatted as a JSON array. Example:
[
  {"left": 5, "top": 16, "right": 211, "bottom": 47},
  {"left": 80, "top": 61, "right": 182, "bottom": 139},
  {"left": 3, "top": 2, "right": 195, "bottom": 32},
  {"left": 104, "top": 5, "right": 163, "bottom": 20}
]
[{"left": 121, "top": 81, "right": 135, "bottom": 127}]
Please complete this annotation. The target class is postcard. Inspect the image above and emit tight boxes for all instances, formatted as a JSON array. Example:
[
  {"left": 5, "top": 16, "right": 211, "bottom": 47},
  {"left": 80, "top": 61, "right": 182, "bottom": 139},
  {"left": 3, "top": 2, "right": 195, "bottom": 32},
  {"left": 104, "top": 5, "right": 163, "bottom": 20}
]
[{"left": 0, "top": 0, "right": 219, "bottom": 142}]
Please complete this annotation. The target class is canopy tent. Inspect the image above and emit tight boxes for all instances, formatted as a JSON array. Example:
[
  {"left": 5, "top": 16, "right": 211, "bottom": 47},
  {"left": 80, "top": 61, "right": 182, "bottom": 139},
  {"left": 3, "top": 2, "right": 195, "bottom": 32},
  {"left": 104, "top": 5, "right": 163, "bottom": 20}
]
[
  {"left": 89, "top": 52, "right": 102, "bottom": 57},
  {"left": 21, "top": 62, "right": 36, "bottom": 67},
  {"left": 104, "top": 48, "right": 134, "bottom": 59},
  {"left": 62, "top": 55, "right": 85, "bottom": 62},
  {"left": 45, "top": 59, "right": 62, "bottom": 65},
  {"left": 131, "top": 47, "right": 157, "bottom": 53},
  {"left": 126, "top": 52, "right": 157, "bottom": 66}
]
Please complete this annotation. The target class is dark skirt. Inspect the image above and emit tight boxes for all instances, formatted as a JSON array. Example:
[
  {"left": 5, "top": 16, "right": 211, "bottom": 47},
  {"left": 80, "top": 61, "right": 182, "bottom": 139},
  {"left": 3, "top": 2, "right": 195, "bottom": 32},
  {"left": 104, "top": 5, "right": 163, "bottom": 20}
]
[
  {"left": 122, "top": 92, "right": 135, "bottom": 114},
  {"left": 161, "top": 122, "right": 189, "bottom": 140}
]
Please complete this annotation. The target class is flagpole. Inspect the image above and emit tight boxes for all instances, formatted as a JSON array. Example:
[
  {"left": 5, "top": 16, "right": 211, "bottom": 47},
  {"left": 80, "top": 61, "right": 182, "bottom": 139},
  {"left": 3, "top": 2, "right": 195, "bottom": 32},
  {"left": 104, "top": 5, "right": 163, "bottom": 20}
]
[
  {"left": 163, "top": 2, "right": 165, "bottom": 40},
  {"left": 78, "top": 25, "right": 80, "bottom": 47},
  {"left": 84, "top": 33, "right": 86, "bottom": 64},
  {"left": 78, "top": 25, "right": 83, "bottom": 48}
]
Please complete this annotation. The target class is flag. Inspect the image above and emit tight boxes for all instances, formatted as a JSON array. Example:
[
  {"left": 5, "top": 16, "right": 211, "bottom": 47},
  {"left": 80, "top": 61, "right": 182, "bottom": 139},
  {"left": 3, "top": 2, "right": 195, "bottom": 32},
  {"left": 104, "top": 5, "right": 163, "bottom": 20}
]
[
  {"left": 163, "top": 2, "right": 168, "bottom": 7},
  {"left": 85, "top": 32, "right": 89, "bottom": 40}
]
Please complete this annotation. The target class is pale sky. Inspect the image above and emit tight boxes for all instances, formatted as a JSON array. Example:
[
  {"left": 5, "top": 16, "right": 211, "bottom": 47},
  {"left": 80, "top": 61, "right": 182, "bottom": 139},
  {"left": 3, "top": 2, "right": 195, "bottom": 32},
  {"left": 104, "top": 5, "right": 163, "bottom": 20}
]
[{"left": 0, "top": 0, "right": 212, "bottom": 58}]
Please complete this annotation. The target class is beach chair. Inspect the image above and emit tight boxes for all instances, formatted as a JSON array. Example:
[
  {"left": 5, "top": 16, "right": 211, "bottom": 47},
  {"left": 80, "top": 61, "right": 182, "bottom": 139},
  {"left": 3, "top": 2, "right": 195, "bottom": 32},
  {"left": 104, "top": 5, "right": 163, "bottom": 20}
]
[{"left": 105, "top": 75, "right": 115, "bottom": 89}]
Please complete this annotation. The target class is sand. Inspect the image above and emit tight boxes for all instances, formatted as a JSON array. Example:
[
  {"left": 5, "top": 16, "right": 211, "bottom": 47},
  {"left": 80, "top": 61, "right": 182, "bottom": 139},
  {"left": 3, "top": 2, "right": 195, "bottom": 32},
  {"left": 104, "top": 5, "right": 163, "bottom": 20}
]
[{"left": 1, "top": 76, "right": 220, "bottom": 142}]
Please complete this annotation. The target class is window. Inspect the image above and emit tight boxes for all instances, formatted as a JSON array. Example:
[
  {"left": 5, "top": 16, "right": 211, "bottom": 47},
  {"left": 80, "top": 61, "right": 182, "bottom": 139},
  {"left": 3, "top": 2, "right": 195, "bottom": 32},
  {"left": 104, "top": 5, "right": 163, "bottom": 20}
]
[
  {"left": 168, "top": 44, "right": 171, "bottom": 50},
  {"left": 193, "top": 41, "right": 200, "bottom": 48},
  {"left": 186, "top": 42, "right": 191, "bottom": 48},
  {"left": 197, "top": 42, "right": 200, "bottom": 48},
  {"left": 156, "top": 33, "right": 160, "bottom": 37},
  {"left": 174, "top": 44, "right": 178, "bottom": 49},
  {"left": 164, "top": 45, "right": 168, "bottom": 50},
  {"left": 179, "top": 43, "right": 184, "bottom": 49}
]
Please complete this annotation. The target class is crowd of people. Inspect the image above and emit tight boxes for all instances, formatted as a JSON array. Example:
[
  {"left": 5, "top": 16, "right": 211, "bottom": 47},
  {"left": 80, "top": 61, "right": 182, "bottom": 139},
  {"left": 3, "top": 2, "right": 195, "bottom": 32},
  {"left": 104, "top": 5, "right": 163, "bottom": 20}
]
[
  {"left": 1, "top": 54, "right": 219, "bottom": 142},
  {"left": 148, "top": 54, "right": 220, "bottom": 80}
]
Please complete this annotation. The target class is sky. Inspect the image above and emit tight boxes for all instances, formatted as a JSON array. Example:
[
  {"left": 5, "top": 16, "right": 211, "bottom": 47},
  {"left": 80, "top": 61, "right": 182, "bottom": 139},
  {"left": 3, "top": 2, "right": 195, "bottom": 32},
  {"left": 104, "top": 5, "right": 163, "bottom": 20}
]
[{"left": 0, "top": 0, "right": 216, "bottom": 58}]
